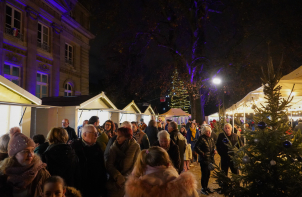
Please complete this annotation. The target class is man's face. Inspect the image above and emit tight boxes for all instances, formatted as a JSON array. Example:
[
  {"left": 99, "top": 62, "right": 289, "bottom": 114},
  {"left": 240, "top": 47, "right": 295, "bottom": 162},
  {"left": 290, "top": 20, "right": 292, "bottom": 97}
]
[
  {"left": 131, "top": 123, "right": 138, "bottom": 132},
  {"left": 62, "top": 119, "right": 69, "bottom": 128},
  {"left": 159, "top": 138, "right": 170, "bottom": 150},
  {"left": 94, "top": 119, "right": 100, "bottom": 127},
  {"left": 83, "top": 120, "right": 88, "bottom": 127},
  {"left": 105, "top": 122, "right": 112, "bottom": 131},
  {"left": 83, "top": 128, "right": 97, "bottom": 145},
  {"left": 224, "top": 125, "right": 232, "bottom": 136}
]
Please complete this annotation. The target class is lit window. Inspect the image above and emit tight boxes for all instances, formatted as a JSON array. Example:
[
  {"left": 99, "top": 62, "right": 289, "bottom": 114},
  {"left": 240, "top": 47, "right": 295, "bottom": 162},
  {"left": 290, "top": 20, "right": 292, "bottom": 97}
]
[
  {"left": 37, "top": 23, "right": 49, "bottom": 52},
  {"left": 4, "top": 64, "right": 20, "bottom": 86},
  {"left": 64, "top": 83, "right": 73, "bottom": 96},
  {"left": 36, "top": 73, "right": 48, "bottom": 98},
  {"left": 65, "top": 43, "right": 73, "bottom": 65}
]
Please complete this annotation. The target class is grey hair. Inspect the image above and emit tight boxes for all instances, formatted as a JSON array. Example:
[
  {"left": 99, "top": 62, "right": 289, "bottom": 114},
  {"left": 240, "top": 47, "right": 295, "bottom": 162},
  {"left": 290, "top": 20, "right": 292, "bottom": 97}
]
[
  {"left": 157, "top": 130, "right": 170, "bottom": 141},
  {"left": 169, "top": 121, "right": 178, "bottom": 130},
  {"left": 224, "top": 123, "right": 232, "bottom": 128},
  {"left": 121, "top": 121, "right": 131, "bottom": 129},
  {"left": 200, "top": 126, "right": 212, "bottom": 135},
  {"left": 0, "top": 134, "right": 10, "bottom": 153},
  {"left": 81, "top": 124, "right": 97, "bottom": 138}
]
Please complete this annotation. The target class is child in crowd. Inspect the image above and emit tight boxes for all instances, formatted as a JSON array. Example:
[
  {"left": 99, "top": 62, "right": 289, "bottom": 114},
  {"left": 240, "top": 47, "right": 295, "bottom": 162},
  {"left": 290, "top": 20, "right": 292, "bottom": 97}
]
[
  {"left": 43, "top": 176, "right": 82, "bottom": 197},
  {"left": 125, "top": 146, "right": 198, "bottom": 197}
]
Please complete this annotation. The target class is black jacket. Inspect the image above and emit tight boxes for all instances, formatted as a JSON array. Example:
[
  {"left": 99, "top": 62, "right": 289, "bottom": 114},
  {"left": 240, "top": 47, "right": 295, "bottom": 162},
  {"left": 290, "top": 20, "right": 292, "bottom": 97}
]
[
  {"left": 64, "top": 126, "right": 77, "bottom": 141},
  {"left": 216, "top": 132, "right": 242, "bottom": 159},
  {"left": 133, "top": 129, "right": 150, "bottom": 150},
  {"left": 153, "top": 140, "right": 181, "bottom": 172},
  {"left": 144, "top": 126, "right": 159, "bottom": 146},
  {"left": 169, "top": 129, "right": 186, "bottom": 173},
  {"left": 71, "top": 139, "right": 107, "bottom": 197},
  {"left": 211, "top": 132, "right": 218, "bottom": 144},
  {"left": 43, "top": 143, "right": 80, "bottom": 188},
  {"left": 34, "top": 142, "right": 49, "bottom": 157},
  {"left": 194, "top": 135, "right": 215, "bottom": 163}
]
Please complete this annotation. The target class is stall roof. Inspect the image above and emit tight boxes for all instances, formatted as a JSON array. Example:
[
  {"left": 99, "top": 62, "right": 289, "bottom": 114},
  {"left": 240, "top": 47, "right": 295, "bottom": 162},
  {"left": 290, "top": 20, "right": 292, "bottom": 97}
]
[
  {"left": 160, "top": 108, "right": 191, "bottom": 117},
  {"left": 0, "top": 76, "right": 41, "bottom": 105},
  {"left": 118, "top": 100, "right": 141, "bottom": 114},
  {"left": 225, "top": 65, "right": 302, "bottom": 114},
  {"left": 42, "top": 92, "right": 117, "bottom": 109},
  {"left": 137, "top": 104, "right": 155, "bottom": 115}
]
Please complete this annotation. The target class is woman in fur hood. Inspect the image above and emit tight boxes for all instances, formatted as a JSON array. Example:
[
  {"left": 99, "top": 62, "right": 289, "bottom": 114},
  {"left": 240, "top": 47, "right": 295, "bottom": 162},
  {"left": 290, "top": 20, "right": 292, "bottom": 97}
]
[{"left": 125, "top": 146, "right": 199, "bottom": 197}]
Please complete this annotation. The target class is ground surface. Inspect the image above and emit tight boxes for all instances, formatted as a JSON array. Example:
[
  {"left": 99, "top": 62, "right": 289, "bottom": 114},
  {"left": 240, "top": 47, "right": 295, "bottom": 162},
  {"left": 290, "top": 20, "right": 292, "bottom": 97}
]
[{"left": 189, "top": 154, "right": 224, "bottom": 197}]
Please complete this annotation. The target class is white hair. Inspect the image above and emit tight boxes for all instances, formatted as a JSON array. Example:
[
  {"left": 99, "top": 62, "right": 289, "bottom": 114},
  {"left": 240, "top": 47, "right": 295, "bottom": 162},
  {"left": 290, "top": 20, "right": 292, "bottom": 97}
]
[
  {"left": 224, "top": 123, "right": 232, "bottom": 128},
  {"left": 201, "top": 125, "right": 212, "bottom": 135},
  {"left": 81, "top": 124, "right": 97, "bottom": 138},
  {"left": 121, "top": 121, "right": 131, "bottom": 129},
  {"left": 157, "top": 130, "right": 170, "bottom": 141}
]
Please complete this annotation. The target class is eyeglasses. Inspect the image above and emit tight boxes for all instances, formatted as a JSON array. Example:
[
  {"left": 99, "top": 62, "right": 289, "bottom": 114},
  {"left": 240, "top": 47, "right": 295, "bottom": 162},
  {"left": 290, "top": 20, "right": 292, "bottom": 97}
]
[
  {"left": 105, "top": 124, "right": 111, "bottom": 127},
  {"left": 86, "top": 131, "right": 97, "bottom": 136}
]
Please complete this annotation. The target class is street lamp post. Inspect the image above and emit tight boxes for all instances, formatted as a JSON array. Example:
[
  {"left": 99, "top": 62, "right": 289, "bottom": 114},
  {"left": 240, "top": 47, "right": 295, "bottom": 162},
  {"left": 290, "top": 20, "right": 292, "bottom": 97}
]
[{"left": 212, "top": 77, "right": 225, "bottom": 123}]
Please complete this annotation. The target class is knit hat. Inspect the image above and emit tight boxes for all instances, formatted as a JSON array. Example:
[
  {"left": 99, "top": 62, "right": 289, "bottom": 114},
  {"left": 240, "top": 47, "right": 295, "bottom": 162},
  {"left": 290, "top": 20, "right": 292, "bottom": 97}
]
[{"left": 8, "top": 127, "right": 35, "bottom": 157}]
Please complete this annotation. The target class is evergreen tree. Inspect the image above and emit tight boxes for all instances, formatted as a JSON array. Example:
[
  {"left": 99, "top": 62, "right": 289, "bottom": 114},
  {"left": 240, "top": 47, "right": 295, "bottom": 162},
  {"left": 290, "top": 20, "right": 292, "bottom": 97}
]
[
  {"left": 168, "top": 69, "right": 190, "bottom": 112},
  {"left": 214, "top": 56, "right": 302, "bottom": 196}
]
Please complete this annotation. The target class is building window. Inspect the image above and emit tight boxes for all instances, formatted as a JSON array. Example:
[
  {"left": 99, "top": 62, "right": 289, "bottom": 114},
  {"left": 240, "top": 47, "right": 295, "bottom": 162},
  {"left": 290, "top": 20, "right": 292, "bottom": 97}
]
[
  {"left": 36, "top": 73, "right": 48, "bottom": 98},
  {"left": 65, "top": 43, "right": 73, "bottom": 65},
  {"left": 5, "top": 5, "right": 23, "bottom": 41},
  {"left": 64, "top": 83, "right": 73, "bottom": 96},
  {"left": 3, "top": 64, "right": 20, "bottom": 86},
  {"left": 37, "top": 23, "right": 50, "bottom": 52}
]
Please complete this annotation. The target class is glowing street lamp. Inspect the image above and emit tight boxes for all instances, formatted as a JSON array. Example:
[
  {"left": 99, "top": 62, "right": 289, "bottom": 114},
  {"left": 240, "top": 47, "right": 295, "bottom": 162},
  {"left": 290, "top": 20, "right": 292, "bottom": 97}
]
[{"left": 212, "top": 77, "right": 222, "bottom": 85}]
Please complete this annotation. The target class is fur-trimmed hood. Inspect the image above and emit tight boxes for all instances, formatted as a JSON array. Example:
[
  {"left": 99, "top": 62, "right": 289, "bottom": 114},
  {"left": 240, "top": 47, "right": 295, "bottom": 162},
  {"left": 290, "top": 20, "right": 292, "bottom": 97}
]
[{"left": 125, "top": 166, "right": 199, "bottom": 197}]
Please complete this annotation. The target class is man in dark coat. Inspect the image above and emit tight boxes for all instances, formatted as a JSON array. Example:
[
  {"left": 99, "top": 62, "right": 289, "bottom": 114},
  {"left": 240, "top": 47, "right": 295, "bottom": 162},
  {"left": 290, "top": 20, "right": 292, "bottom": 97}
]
[
  {"left": 216, "top": 123, "right": 243, "bottom": 176},
  {"left": 185, "top": 119, "right": 192, "bottom": 131},
  {"left": 195, "top": 125, "right": 216, "bottom": 195},
  {"left": 62, "top": 119, "right": 77, "bottom": 141},
  {"left": 131, "top": 121, "right": 150, "bottom": 150},
  {"left": 153, "top": 130, "right": 181, "bottom": 173},
  {"left": 144, "top": 120, "right": 159, "bottom": 146},
  {"left": 168, "top": 121, "right": 186, "bottom": 174},
  {"left": 32, "top": 134, "right": 49, "bottom": 157},
  {"left": 71, "top": 125, "right": 107, "bottom": 197}
]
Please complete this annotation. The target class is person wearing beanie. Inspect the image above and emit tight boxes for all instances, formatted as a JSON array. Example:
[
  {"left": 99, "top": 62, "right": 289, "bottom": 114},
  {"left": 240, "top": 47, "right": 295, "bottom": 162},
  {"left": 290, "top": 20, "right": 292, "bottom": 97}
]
[
  {"left": 106, "top": 127, "right": 140, "bottom": 197},
  {"left": 0, "top": 127, "right": 50, "bottom": 197}
]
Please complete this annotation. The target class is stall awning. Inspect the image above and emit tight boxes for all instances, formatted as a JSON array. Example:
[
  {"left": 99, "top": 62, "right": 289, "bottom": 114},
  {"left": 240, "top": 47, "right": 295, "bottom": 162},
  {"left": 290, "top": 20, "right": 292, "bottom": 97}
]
[
  {"left": 121, "top": 100, "right": 141, "bottom": 114},
  {"left": 160, "top": 108, "right": 191, "bottom": 117},
  {"left": 0, "top": 76, "right": 41, "bottom": 105}
]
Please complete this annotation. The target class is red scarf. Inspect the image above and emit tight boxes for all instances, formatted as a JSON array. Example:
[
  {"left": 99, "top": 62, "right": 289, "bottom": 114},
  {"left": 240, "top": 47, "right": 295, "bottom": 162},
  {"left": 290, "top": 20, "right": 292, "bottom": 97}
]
[{"left": 5, "top": 156, "right": 46, "bottom": 189}]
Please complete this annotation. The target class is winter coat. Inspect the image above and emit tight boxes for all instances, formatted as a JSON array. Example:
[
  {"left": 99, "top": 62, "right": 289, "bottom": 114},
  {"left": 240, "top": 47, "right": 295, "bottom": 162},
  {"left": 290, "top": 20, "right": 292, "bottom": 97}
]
[
  {"left": 34, "top": 142, "right": 49, "bottom": 158},
  {"left": 216, "top": 132, "right": 242, "bottom": 159},
  {"left": 186, "top": 128, "right": 200, "bottom": 148},
  {"left": 125, "top": 165, "right": 198, "bottom": 197},
  {"left": 169, "top": 129, "right": 186, "bottom": 173},
  {"left": 0, "top": 153, "right": 8, "bottom": 162},
  {"left": 133, "top": 129, "right": 150, "bottom": 150},
  {"left": 64, "top": 126, "right": 77, "bottom": 141},
  {"left": 71, "top": 139, "right": 107, "bottom": 197},
  {"left": 294, "top": 122, "right": 302, "bottom": 132},
  {"left": 0, "top": 156, "right": 50, "bottom": 197},
  {"left": 153, "top": 140, "right": 181, "bottom": 172},
  {"left": 194, "top": 134, "right": 215, "bottom": 164},
  {"left": 211, "top": 132, "right": 218, "bottom": 144},
  {"left": 144, "top": 126, "right": 159, "bottom": 146},
  {"left": 184, "top": 143, "right": 192, "bottom": 161},
  {"left": 185, "top": 122, "right": 192, "bottom": 131},
  {"left": 106, "top": 138, "right": 140, "bottom": 197},
  {"left": 104, "top": 135, "right": 116, "bottom": 162},
  {"left": 43, "top": 143, "right": 80, "bottom": 188},
  {"left": 96, "top": 131, "right": 109, "bottom": 152}
]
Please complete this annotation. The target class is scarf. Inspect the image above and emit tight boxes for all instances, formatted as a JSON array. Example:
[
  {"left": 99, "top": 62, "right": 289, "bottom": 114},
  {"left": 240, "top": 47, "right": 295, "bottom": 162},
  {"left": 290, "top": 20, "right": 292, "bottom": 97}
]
[
  {"left": 190, "top": 128, "right": 196, "bottom": 141},
  {"left": 5, "top": 156, "right": 46, "bottom": 189}
]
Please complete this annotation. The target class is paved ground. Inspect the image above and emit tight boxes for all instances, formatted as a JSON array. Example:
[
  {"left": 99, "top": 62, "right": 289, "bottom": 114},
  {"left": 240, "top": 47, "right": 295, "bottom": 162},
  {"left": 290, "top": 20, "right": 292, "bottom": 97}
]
[{"left": 189, "top": 154, "right": 224, "bottom": 197}]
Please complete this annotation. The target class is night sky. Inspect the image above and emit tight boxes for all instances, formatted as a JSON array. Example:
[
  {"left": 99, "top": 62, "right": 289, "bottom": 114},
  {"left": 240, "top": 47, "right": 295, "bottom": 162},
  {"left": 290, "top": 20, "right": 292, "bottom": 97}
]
[{"left": 83, "top": 0, "right": 302, "bottom": 117}]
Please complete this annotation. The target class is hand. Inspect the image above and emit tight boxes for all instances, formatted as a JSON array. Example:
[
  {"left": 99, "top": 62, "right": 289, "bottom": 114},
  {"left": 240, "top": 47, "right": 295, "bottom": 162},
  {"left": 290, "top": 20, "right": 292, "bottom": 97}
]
[{"left": 214, "top": 150, "right": 218, "bottom": 154}]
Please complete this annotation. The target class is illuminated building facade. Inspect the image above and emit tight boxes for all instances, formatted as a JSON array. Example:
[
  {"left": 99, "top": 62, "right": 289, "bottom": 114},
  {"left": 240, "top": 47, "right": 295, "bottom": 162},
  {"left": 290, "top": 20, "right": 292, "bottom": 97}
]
[{"left": 0, "top": 0, "right": 94, "bottom": 98}]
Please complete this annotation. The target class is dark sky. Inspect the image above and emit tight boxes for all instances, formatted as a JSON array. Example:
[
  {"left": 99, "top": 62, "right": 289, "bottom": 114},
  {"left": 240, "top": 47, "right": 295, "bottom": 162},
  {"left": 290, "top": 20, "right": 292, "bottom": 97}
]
[{"left": 85, "top": 0, "right": 302, "bottom": 116}]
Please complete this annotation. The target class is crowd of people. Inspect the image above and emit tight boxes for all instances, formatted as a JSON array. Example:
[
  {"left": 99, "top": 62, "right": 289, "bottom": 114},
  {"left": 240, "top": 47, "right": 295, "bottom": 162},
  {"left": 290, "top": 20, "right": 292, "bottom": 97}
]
[{"left": 0, "top": 116, "right": 243, "bottom": 197}]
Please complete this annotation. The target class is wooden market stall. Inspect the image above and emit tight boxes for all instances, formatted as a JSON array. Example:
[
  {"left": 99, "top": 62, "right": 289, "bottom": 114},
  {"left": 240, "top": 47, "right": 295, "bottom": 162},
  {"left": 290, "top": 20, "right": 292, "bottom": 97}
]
[{"left": 160, "top": 108, "right": 191, "bottom": 128}]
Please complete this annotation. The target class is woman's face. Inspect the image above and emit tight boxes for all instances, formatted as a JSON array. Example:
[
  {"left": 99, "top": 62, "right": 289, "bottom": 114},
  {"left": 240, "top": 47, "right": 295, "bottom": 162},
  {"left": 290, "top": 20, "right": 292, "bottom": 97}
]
[
  {"left": 105, "top": 122, "right": 112, "bottom": 131},
  {"left": 180, "top": 127, "right": 185, "bottom": 132},
  {"left": 43, "top": 182, "right": 65, "bottom": 197},
  {"left": 116, "top": 131, "right": 127, "bottom": 144},
  {"left": 191, "top": 124, "right": 196, "bottom": 129},
  {"left": 15, "top": 147, "right": 35, "bottom": 166}
]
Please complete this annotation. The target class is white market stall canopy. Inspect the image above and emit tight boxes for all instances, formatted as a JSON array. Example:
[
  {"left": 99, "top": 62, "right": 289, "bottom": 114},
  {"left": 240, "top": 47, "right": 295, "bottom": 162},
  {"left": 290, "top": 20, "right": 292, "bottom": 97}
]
[
  {"left": 226, "top": 66, "right": 302, "bottom": 115},
  {"left": 0, "top": 76, "right": 42, "bottom": 136},
  {"left": 119, "top": 100, "right": 141, "bottom": 123},
  {"left": 161, "top": 108, "right": 191, "bottom": 117},
  {"left": 138, "top": 104, "right": 156, "bottom": 125}
]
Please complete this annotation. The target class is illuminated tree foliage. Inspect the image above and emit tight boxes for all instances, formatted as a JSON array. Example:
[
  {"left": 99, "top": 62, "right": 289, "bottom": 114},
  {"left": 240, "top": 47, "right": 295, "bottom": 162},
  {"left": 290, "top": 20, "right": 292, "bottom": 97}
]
[{"left": 213, "top": 57, "right": 302, "bottom": 196}]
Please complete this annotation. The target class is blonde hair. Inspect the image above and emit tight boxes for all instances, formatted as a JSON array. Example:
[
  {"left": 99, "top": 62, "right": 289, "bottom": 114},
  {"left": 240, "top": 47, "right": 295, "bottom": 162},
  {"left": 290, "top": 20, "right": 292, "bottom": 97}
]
[
  {"left": 0, "top": 134, "right": 10, "bottom": 153},
  {"left": 47, "top": 127, "right": 69, "bottom": 144},
  {"left": 133, "top": 146, "right": 172, "bottom": 177},
  {"left": 0, "top": 156, "right": 15, "bottom": 173}
]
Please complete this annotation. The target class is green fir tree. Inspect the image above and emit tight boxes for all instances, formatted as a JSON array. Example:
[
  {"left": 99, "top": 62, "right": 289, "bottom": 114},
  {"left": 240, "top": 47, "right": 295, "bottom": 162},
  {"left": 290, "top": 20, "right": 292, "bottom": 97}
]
[{"left": 214, "top": 56, "right": 302, "bottom": 196}]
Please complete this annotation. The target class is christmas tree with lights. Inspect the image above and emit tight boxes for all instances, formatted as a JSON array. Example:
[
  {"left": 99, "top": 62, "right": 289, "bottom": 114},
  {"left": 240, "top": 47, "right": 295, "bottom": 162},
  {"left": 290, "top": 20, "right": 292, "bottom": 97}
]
[
  {"left": 214, "top": 56, "right": 302, "bottom": 196},
  {"left": 168, "top": 69, "right": 190, "bottom": 112}
]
